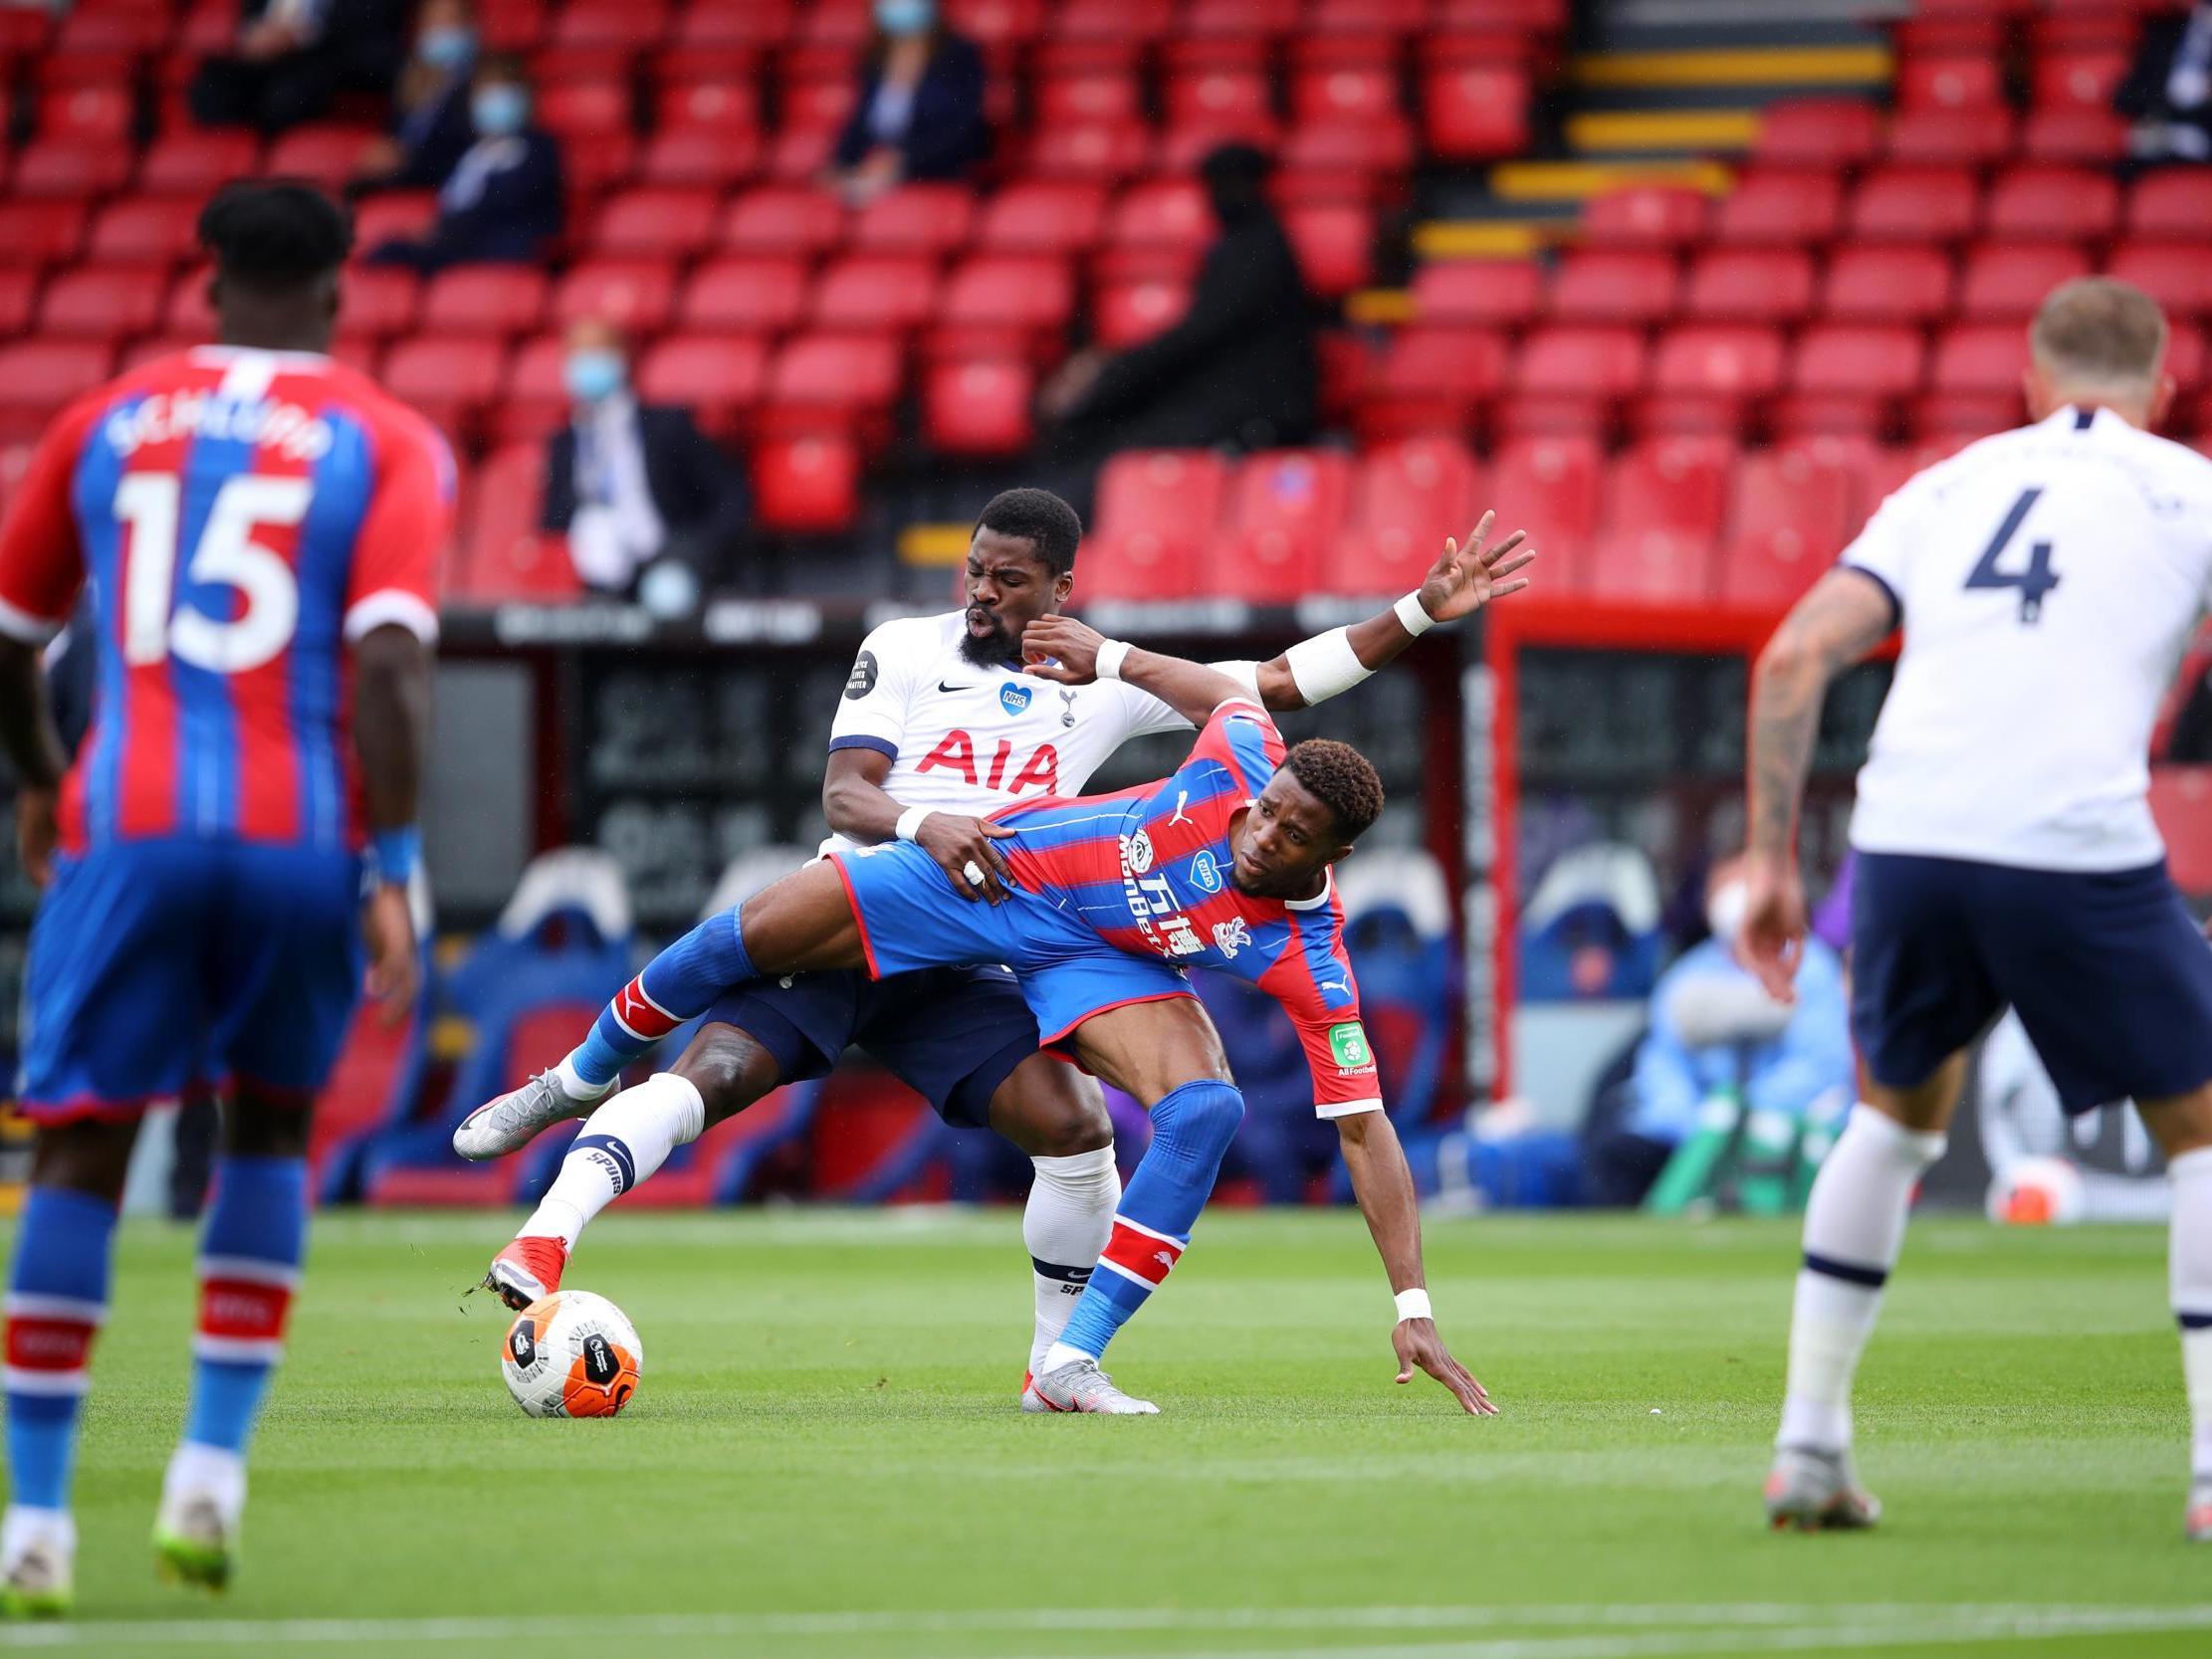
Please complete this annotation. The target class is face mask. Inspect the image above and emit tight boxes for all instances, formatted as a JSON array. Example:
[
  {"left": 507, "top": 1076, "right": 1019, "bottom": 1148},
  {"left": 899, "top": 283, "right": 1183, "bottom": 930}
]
[
  {"left": 564, "top": 349, "right": 625, "bottom": 405},
  {"left": 875, "top": 0, "right": 935, "bottom": 36},
  {"left": 471, "top": 85, "right": 529, "bottom": 138},
  {"left": 418, "top": 26, "right": 475, "bottom": 71},
  {"left": 1705, "top": 878, "right": 1750, "bottom": 946}
]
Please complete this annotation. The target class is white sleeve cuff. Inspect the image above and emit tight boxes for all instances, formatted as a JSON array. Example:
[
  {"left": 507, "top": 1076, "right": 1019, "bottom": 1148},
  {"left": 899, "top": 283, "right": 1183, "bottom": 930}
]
[
  {"left": 1317, "top": 1097, "right": 1386, "bottom": 1120},
  {"left": 343, "top": 589, "right": 440, "bottom": 647},
  {"left": 0, "top": 595, "right": 66, "bottom": 647}
]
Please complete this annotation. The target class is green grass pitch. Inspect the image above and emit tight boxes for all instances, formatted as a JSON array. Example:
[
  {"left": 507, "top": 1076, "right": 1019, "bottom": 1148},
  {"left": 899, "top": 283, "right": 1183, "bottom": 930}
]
[{"left": 7, "top": 1207, "right": 2210, "bottom": 1659}]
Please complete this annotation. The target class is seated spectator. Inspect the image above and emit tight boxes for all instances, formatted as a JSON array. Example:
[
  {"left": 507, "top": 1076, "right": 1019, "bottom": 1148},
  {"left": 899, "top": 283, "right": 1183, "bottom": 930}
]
[
  {"left": 1041, "top": 144, "right": 1317, "bottom": 458},
  {"left": 365, "top": 54, "right": 561, "bottom": 275},
  {"left": 543, "top": 319, "right": 750, "bottom": 606},
  {"left": 1583, "top": 856, "right": 1854, "bottom": 1209},
  {"left": 826, "top": 0, "right": 991, "bottom": 205},
  {"left": 349, "top": 0, "right": 480, "bottom": 195},
  {"left": 2122, "top": 1, "right": 2212, "bottom": 163},
  {"left": 190, "top": 0, "right": 407, "bottom": 136}
]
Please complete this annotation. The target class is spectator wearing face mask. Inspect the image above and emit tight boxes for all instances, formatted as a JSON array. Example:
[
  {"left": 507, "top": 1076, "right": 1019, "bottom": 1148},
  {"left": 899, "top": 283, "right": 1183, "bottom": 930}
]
[
  {"left": 1582, "top": 855, "right": 1855, "bottom": 1209},
  {"left": 826, "top": 0, "right": 991, "bottom": 205},
  {"left": 350, "top": 0, "right": 480, "bottom": 195},
  {"left": 364, "top": 53, "right": 561, "bottom": 275},
  {"left": 190, "top": 0, "right": 408, "bottom": 135},
  {"left": 1040, "top": 143, "right": 1317, "bottom": 460},
  {"left": 541, "top": 319, "right": 751, "bottom": 607}
]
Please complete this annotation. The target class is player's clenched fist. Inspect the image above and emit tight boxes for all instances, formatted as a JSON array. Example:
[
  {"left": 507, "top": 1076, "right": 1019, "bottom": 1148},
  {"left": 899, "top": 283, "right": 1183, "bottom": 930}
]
[
  {"left": 1019, "top": 615, "right": 1105, "bottom": 682},
  {"left": 1394, "top": 1318, "right": 1498, "bottom": 1416},
  {"left": 917, "top": 811, "right": 1016, "bottom": 905}
]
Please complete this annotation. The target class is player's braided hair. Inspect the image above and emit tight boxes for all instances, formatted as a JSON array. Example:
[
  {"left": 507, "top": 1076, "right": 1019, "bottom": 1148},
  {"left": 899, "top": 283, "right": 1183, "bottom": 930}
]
[
  {"left": 1281, "top": 739, "right": 1385, "bottom": 842},
  {"left": 976, "top": 488, "right": 1082, "bottom": 577},
  {"left": 197, "top": 181, "right": 353, "bottom": 293}
]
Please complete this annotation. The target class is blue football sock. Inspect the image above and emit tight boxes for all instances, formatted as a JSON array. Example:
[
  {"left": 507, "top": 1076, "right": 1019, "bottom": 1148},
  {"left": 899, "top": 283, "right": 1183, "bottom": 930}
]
[
  {"left": 570, "top": 910, "right": 755, "bottom": 1089},
  {"left": 5, "top": 1186, "right": 117, "bottom": 1513},
  {"left": 1057, "top": 1080, "right": 1243, "bottom": 1361},
  {"left": 182, "top": 1156, "right": 307, "bottom": 1456}
]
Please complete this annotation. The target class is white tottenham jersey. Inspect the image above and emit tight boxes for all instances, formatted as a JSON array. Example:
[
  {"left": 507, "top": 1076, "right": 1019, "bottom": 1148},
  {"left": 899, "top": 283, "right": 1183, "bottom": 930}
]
[
  {"left": 820, "top": 610, "right": 1259, "bottom": 855},
  {"left": 1845, "top": 405, "right": 2212, "bottom": 872}
]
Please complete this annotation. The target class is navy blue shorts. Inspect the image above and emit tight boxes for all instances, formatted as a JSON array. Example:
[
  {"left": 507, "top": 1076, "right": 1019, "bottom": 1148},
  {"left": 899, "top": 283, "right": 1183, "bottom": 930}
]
[
  {"left": 698, "top": 964, "right": 1038, "bottom": 1129},
  {"left": 1852, "top": 850, "right": 2212, "bottom": 1114}
]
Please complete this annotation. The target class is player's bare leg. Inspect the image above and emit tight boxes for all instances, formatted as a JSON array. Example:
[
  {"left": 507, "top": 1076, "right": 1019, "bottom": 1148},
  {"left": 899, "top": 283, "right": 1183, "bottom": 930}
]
[
  {"left": 2, "top": 1119, "right": 136, "bottom": 1619},
  {"left": 2134, "top": 1084, "right": 2212, "bottom": 1541},
  {"left": 1767, "top": 1054, "right": 1962, "bottom": 1532}
]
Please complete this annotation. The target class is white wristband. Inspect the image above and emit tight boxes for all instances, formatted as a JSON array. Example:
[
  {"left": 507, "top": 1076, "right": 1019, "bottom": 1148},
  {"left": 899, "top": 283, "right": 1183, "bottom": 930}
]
[
  {"left": 1095, "top": 638, "right": 1132, "bottom": 681},
  {"left": 1283, "top": 625, "right": 1372, "bottom": 705},
  {"left": 1394, "top": 1288, "right": 1433, "bottom": 1325},
  {"left": 894, "top": 806, "right": 933, "bottom": 842},
  {"left": 1394, "top": 591, "right": 1438, "bottom": 637}
]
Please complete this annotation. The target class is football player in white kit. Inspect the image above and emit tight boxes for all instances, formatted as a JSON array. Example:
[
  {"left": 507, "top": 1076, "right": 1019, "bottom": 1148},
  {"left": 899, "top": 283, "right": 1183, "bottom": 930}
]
[
  {"left": 1737, "top": 279, "right": 2212, "bottom": 1539},
  {"left": 460, "top": 488, "right": 1533, "bottom": 1406}
]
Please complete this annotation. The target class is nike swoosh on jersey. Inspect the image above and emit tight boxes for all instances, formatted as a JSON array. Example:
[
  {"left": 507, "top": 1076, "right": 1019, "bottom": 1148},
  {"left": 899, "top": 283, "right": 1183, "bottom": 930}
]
[{"left": 939, "top": 682, "right": 976, "bottom": 693}]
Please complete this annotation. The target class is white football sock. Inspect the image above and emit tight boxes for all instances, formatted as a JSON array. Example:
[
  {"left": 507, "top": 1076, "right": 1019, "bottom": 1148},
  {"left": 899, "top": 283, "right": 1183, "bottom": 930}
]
[
  {"left": 519, "top": 1074, "right": 706, "bottom": 1249},
  {"left": 162, "top": 1442, "right": 246, "bottom": 1527},
  {"left": 1023, "top": 1147, "right": 1119, "bottom": 1376},
  {"left": 0, "top": 1507, "right": 74, "bottom": 1566},
  {"left": 2167, "top": 1145, "right": 2212, "bottom": 1484},
  {"left": 552, "top": 1055, "right": 615, "bottom": 1105},
  {"left": 1778, "top": 1104, "right": 1947, "bottom": 1453}
]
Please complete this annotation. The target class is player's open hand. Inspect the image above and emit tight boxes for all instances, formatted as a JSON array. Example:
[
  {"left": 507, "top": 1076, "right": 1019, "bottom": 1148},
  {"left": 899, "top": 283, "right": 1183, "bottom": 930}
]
[
  {"left": 1417, "top": 511, "right": 1535, "bottom": 627},
  {"left": 1020, "top": 616, "right": 1104, "bottom": 683},
  {"left": 361, "top": 884, "right": 420, "bottom": 1025},
  {"left": 917, "top": 811, "right": 1016, "bottom": 905},
  {"left": 1736, "top": 852, "right": 1808, "bottom": 1004},
  {"left": 1394, "top": 1318, "right": 1497, "bottom": 1416},
  {"left": 15, "top": 785, "right": 56, "bottom": 888}
]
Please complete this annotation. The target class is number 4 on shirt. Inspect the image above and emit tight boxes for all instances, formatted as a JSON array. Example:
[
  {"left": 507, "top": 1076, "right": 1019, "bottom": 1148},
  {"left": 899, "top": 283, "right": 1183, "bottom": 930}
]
[{"left": 1965, "top": 486, "right": 2060, "bottom": 624}]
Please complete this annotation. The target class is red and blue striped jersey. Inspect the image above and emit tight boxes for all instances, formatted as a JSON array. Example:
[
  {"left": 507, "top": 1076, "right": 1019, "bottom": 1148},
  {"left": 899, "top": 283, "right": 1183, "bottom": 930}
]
[
  {"left": 996, "top": 700, "right": 1382, "bottom": 1115},
  {"left": 0, "top": 348, "right": 452, "bottom": 857}
]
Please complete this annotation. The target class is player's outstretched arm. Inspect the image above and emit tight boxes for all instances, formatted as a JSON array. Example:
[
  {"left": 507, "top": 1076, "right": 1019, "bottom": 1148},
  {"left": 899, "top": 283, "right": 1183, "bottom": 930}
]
[
  {"left": 0, "top": 638, "right": 69, "bottom": 887},
  {"left": 1335, "top": 1108, "right": 1497, "bottom": 1416},
  {"left": 1022, "top": 615, "right": 1249, "bottom": 728},
  {"left": 352, "top": 624, "right": 431, "bottom": 1021},
  {"left": 1741, "top": 568, "right": 1897, "bottom": 1003}
]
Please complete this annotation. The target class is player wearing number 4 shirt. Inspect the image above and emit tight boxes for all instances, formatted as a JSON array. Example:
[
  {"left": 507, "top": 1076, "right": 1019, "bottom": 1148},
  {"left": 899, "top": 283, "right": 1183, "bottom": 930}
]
[
  {"left": 0, "top": 184, "right": 442, "bottom": 1615},
  {"left": 1735, "top": 279, "right": 2212, "bottom": 1541}
]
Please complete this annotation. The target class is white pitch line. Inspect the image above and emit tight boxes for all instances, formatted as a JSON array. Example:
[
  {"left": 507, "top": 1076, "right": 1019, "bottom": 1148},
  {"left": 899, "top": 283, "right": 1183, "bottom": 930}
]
[{"left": 5, "top": 1603, "right": 2211, "bottom": 1651}]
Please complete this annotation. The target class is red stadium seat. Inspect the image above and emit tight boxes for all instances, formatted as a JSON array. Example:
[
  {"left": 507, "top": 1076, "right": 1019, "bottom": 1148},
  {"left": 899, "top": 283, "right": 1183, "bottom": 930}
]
[
  {"left": 1184, "top": 0, "right": 1301, "bottom": 36},
  {"left": 10, "top": 139, "right": 133, "bottom": 200},
  {"left": 1849, "top": 166, "right": 1980, "bottom": 243},
  {"left": 1776, "top": 324, "right": 1925, "bottom": 438},
  {"left": 1929, "top": 321, "right": 2030, "bottom": 394},
  {"left": 635, "top": 334, "right": 770, "bottom": 440},
  {"left": 1884, "top": 107, "right": 2018, "bottom": 166},
  {"left": 947, "top": 0, "right": 1047, "bottom": 49},
  {"left": 1282, "top": 203, "right": 1373, "bottom": 300},
  {"left": 1958, "top": 243, "right": 2094, "bottom": 321},
  {"left": 1108, "top": 181, "right": 1215, "bottom": 253},
  {"left": 1587, "top": 438, "right": 1730, "bottom": 606},
  {"left": 938, "top": 255, "right": 1077, "bottom": 341},
  {"left": 1822, "top": 246, "right": 1955, "bottom": 324},
  {"left": 2129, "top": 171, "right": 2212, "bottom": 240},
  {"left": 1550, "top": 250, "right": 1679, "bottom": 324},
  {"left": 721, "top": 186, "right": 847, "bottom": 258},
  {"left": 1684, "top": 248, "right": 1816, "bottom": 324},
  {"left": 1326, "top": 437, "right": 1481, "bottom": 596},
  {"left": 382, "top": 337, "right": 506, "bottom": 442},
  {"left": 538, "top": 80, "right": 633, "bottom": 140},
  {"left": 421, "top": 267, "right": 549, "bottom": 336},
  {"left": 975, "top": 182, "right": 1109, "bottom": 255},
  {"left": 810, "top": 257, "right": 940, "bottom": 333},
  {"left": 0, "top": 272, "right": 38, "bottom": 338},
  {"left": 850, "top": 186, "right": 978, "bottom": 256},
  {"left": 0, "top": 201, "right": 86, "bottom": 270},
  {"left": 1412, "top": 259, "right": 1542, "bottom": 327},
  {"left": 1275, "top": 115, "right": 1419, "bottom": 202},
  {"left": 37, "top": 267, "right": 163, "bottom": 339},
  {"left": 1985, "top": 166, "right": 2120, "bottom": 243},
  {"left": 456, "top": 446, "right": 574, "bottom": 602},
  {"left": 1353, "top": 326, "right": 1509, "bottom": 442},
  {"left": 553, "top": 1, "right": 671, "bottom": 52},
  {"left": 1164, "top": 67, "right": 1272, "bottom": 127},
  {"left": 492, "top": 335, "right": 571, "bottom": 446},
  {"left": 637, "top": 125, "right": 763, "bottom": 190},
  {"left": 1421, "top": 64, "right": 1530, "bottom": 160},
  {"left": 1217, "top": 450, "right": 1354, "bottom": 602},
  {"left": 335, "top": 267, "right": 420, "bottom": 339},
  {"left": 162, "top": 266, "right": 214, "bottom": 335},
  {"left": 1290, "top": 62, "right": 1400, "bottom": 126},
  {"left": 1310, "top": 0, "right": 1429, "bottom": 30},
  {"left": 1720, "top": 446, "right": 1860, "bottom": 611},
  {"left": 350, "top": 191, "right": 439, "bottom": 250},
  {"left": 553, "top": 262, "right": 677, "bottom": 333},
  {"left": 1022, "top": 119, "right": 1152, "bottom": 183},
  {"left": 782, "top": 77, "right": 860, "bottom": 133},
  {"left": 1752, "top": 100, "right": 1880, "bottom": 169},
  {"left": 752, "top": 433, "right": 864, "bottom": 533},
  {"left": 651, "top": 78, "right": 762, "bottom": 133},
  {"left": 2031, "top": 48, "right": 2129, "bottom": 111},
  {"left": 1581, "top": 186, "right": 1709, "bottom": 250},
  {"left": 1490, "top": 437, "right": 1602, "bottom": 579},
  {"left": 0, "top": 342, "right": 113, "bottom": 441},
  {"left": 764, "top": 333, "right": 904, "bottom": 414},
  {"left": 594, "top": 188, "right": 719, "bottom": 260},
  {"left": 1036, "top": 70, "right": 1143, "bottom": 123},
  {"left": 1082, "top": 450, "right": 1230, "bottom": 603},
  {"left": 2106, "top": 243, "right": 2212, "bottom": 320},
  {"left": 560, "top": 130, "right": 639, "bottom": 199},
  {"left": 678, "top": 258, "right": 809, "bottom": 334},
  {"left": 2149, "top": 769, "right": 2212, "bottom": 897},
  {"left": 37, "top": 84, "right": 132, "bottom": 143},
  {"left": 1896, "top": 54, "right": 2005, "bottom": 109},
  {"left": 1640, "top": 324, "right": 1786, "bottom": 435},
  {"left": 1093, "top": 277, "right": 1192, "bottom": 349},
  {"left": 137, "top": 130, "right": 262, "bottom": 197},
  {"left": 1711, "top": 171, "right": 1844, "bottom": 246},
  {"left": 1501, "top": 327, "right": 1647, "bottom": 442},
  {"left": 86, "top": 198, "right": 200, "bottom": 267},
  {"left": 2019, "top": 108, "right": 2127, "bottom": 165},
  {"left": 264, "top": 124, "right": 380, "bottom": 190},
  {"left": 922, "top": 356, "right": 1035, "bottom": 458}
]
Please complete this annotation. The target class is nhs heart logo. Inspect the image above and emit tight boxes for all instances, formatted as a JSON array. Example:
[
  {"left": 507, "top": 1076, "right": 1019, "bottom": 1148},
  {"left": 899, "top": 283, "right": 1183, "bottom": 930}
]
[
  {"left": 1188, "top": 850, "right": 1222, "bottom": 894},
  {"left": 999, "top": 683, "right": 1033, "bottom": 716}
]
